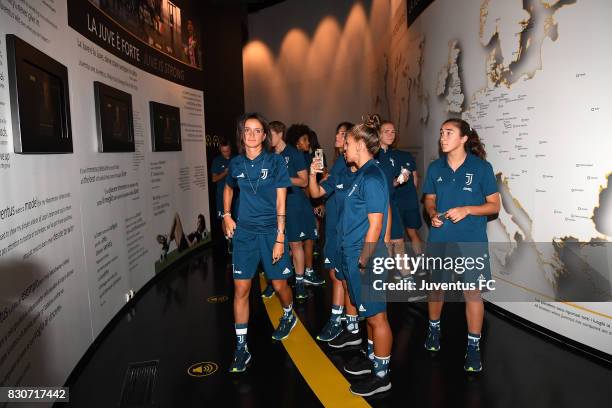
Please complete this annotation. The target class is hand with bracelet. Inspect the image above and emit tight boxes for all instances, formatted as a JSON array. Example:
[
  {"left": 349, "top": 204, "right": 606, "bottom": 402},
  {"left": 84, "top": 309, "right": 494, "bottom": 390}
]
[
  {"left": 272, "top": 214, "right": 286, "bottom": 264},
  {"left": 222, "top": 211, "right": 237, "bottom": 237}
]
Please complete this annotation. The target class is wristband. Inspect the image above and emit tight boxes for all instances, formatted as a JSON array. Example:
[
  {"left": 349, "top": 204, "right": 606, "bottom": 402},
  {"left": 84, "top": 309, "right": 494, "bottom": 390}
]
[
  {"left": 222, "top": 212, "right": 231, "bottom": 218},
  {"left": 275, "top": 240, "right": 284, "bottom": 244}
]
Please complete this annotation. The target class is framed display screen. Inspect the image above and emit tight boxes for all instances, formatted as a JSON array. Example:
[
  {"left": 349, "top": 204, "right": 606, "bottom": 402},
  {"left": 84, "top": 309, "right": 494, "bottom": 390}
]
[
  {"left": 6, "top": 34, "right": 73, "bottom": 154},
  {"left": 94, "top": 81, "right": 135, "bottom": 152},
  {"left": 149, "top": 101, "right": 182, "bottom": 152}
]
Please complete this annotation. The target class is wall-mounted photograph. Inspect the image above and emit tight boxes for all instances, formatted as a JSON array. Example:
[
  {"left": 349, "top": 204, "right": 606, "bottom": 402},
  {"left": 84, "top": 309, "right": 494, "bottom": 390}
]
[
  {"left": 88, "top": 0, "right": 202, "bottom": 69},
  {"left": 150, "top": 101, "right": 181, "bottom": 151},
  {"left": 94, "top": 82, "right": 135, "bottom": 153},
  {"left": 6, "top": 34, "right": 73, "bottom": 154}
]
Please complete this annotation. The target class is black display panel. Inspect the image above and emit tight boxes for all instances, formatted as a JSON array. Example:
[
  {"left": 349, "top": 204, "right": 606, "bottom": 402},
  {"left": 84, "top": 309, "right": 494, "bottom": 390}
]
[
  {"left": 6, "top": 34, "right": 73, "bottom": 154},
  {"left": 149, "top": 102, "right": 182, "bottom": 152},
  {"left": 94, "top": 82, "right": 135, "bottom": 153}
]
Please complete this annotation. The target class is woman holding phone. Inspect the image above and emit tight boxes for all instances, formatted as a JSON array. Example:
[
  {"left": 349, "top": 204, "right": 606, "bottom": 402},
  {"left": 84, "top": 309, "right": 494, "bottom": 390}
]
[
  {"left": 223, "top": 113, "right": 296, "bottom": 373},
  {"left": 422, "top": 118, "right": 500, "bottom": 372},
  {"left": 308, "top": 122, "right": 359, "bottom": 344}
]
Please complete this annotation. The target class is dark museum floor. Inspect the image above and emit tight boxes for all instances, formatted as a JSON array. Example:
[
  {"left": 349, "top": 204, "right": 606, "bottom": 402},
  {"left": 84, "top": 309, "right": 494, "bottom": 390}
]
[{"left": 62, "top": 241, "right": 612, "bottom": 408}]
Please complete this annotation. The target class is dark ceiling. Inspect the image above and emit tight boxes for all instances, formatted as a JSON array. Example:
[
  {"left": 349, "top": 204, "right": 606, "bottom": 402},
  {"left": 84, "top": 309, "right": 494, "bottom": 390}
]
[
  {"left": 206, "top": 0, "right": 287, "bottom": 13},
  {"left": 246, "top": 0, "right": 287, "bottom": 13}
]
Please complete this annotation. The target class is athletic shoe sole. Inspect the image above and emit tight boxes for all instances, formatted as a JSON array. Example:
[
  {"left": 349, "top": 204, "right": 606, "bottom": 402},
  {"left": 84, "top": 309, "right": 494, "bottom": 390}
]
[
  {"left": 261, "top": 292, "right": 275, "bottom": 299},
  {"left": 303, "top": 278, "right": 325, "bottom": 286},
  {"left": 349, "top": 382, "right": 392, "bottom": 397},
  {"left": 328, "top": 338, "right": 362, "bottom": 349},
  {"left": 271, "top": 317, "right": 298, "bottom": 341},
  {"left": 316, "top": 329, "right": 343, "bottom": 342},
  {"left": 464, "top": 365, "right": 482, "bottom": 373},
  {"left": 229, "top": 354, "right": 252, "bottom": 373},
  {"left": 343, "top": 367, "right": 371, "bottom": 376},
  {"left": 424, "top": 345, "right": 440, "bottom": 352}
]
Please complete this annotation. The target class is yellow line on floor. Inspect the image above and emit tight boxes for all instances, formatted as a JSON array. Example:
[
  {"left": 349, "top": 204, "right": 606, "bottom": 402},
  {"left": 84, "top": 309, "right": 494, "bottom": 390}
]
[{"left": 259, "top": 276, "right": 370, "bottom": 408}]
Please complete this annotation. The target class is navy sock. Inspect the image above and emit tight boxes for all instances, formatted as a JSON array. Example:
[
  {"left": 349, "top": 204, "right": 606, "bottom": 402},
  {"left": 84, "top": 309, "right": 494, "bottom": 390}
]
[
  {"left": 467, "top": 332, "right": 481, "bottom": 348},
  {"left": 367, "top": 339, "right": 374, "bottom": 361},
  {"left": 235, "top": 323, "right": 248, "bottom": 349},
  {"left": 330, "top": 305, "right": 343, "bottom": 323},
  {"left": 372, "top": 354, "right": 390, "bottom": 378},
  {"left": 282, "top": 303, "right": 293, "bottom": 318},
  {"left": 429, "top": 319, "right": 440, "bottom": 330},
  {"left": 346, "top": 314, "right": 359, "bottom": 334}
]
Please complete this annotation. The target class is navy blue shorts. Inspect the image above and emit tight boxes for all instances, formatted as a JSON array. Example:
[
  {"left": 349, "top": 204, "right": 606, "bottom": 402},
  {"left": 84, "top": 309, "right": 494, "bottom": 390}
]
[
  {"left": 232, "top": 227, "right": 293, "bottom": 280},
  {"left": 333, "top": 248, "right": 346, "bottom": 281},
  {"left": 286, "top": 202, "right": 318, "bottom": 242},
  {"left": 323, "top": 231, "right": 338, "bottom": 270},
  {"left": 302, "top": 203, "right": 318, "bottom": 240},
  {"left": 342, "top": 251, "right": 387, "bottom": 318},
  {"left": 399, "top": 206, "right": 422, "bottom": 229}
]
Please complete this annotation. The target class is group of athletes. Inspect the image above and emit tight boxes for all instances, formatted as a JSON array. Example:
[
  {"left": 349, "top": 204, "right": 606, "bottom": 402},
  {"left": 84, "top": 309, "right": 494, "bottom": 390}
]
[{"left": 210, "top": 112, "right": 500, "bottom": 397}]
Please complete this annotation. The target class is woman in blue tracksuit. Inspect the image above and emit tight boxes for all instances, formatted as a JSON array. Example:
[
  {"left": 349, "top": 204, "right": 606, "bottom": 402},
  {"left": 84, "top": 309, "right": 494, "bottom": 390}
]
[
  {"left": 308, "top": 122, "right": 358, "bottom": 343},
  {"left": 339, "top": 115, "right": 393, "bottom": 397},
  {"left": 223, "top": 113, "right": 297, "bottom": 373},
  {"left": 422, "top": 118, "right": 500, "bottom": 373}
]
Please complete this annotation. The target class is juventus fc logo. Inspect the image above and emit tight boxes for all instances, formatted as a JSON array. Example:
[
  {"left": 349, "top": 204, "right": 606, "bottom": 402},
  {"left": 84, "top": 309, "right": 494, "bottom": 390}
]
[
  {"left": 284, "top": 157, "right": 290, "bottom": 165},
  {"left": 261, "top": 169, "right": 269, "bottom": 179},
  {"left": 390, "top": 158, "right": 395, "bottom": 167},
  {"left": 465, "top": 173, "right": 474, "bottom": 186}
]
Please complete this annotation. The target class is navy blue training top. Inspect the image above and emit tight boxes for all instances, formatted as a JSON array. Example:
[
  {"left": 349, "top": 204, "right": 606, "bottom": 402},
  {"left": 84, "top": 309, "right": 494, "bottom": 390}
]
[
  {"left": 226, "top": 151, "right": 292, "bottom": 233},
  {"left": 422, "top": 153, "right": 497, "bottom": 242},
  {"left": 340, "top": 159, "right": 389, "bottom": 250},
  {"left": 321, "top": 156, "right": 356, "bottom": 237},
  {"left": 376, "top": 147, "right": 402, "bottom": 200},
  {"left": 279, "top": 145, "right": 308, "bottom": 208}
]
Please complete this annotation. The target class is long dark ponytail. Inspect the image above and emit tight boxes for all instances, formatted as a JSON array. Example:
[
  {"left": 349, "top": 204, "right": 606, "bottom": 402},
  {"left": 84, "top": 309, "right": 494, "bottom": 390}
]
[{"left": 442, "top": 118, "right": 486, "bottom": 160}]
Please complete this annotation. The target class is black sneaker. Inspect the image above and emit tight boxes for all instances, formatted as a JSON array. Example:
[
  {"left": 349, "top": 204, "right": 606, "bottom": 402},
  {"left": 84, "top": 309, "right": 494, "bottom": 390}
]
[
  {"left": 304, "top": 270, "right": 325, "bottom": 286},
  {"left": 343, "top": 352, "right": 372, "bottom": 375},
  {"left": 294, "top": 281, "right": 308, "bottom": 300},
  {"left": 349, "top": 374, "right": 392, "bottom": 397},
  {"left": 328, "top": 330, "right": 362, "bottom": 349}
]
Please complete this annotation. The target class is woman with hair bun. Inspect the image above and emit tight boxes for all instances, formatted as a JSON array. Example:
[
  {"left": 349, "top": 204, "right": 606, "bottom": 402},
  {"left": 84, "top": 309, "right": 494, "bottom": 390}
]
[
  {"left": 338, "top": 115, "right": 393, "bottom": 397},
  {"left": 422, "top": 118, "right": 500, "bottom": 373}
]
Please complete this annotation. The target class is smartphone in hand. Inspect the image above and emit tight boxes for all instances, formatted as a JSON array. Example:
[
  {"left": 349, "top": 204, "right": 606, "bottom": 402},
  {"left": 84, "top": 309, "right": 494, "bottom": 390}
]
[{"left": 314, "top": 149, "right": 324, "bottom": 170}]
